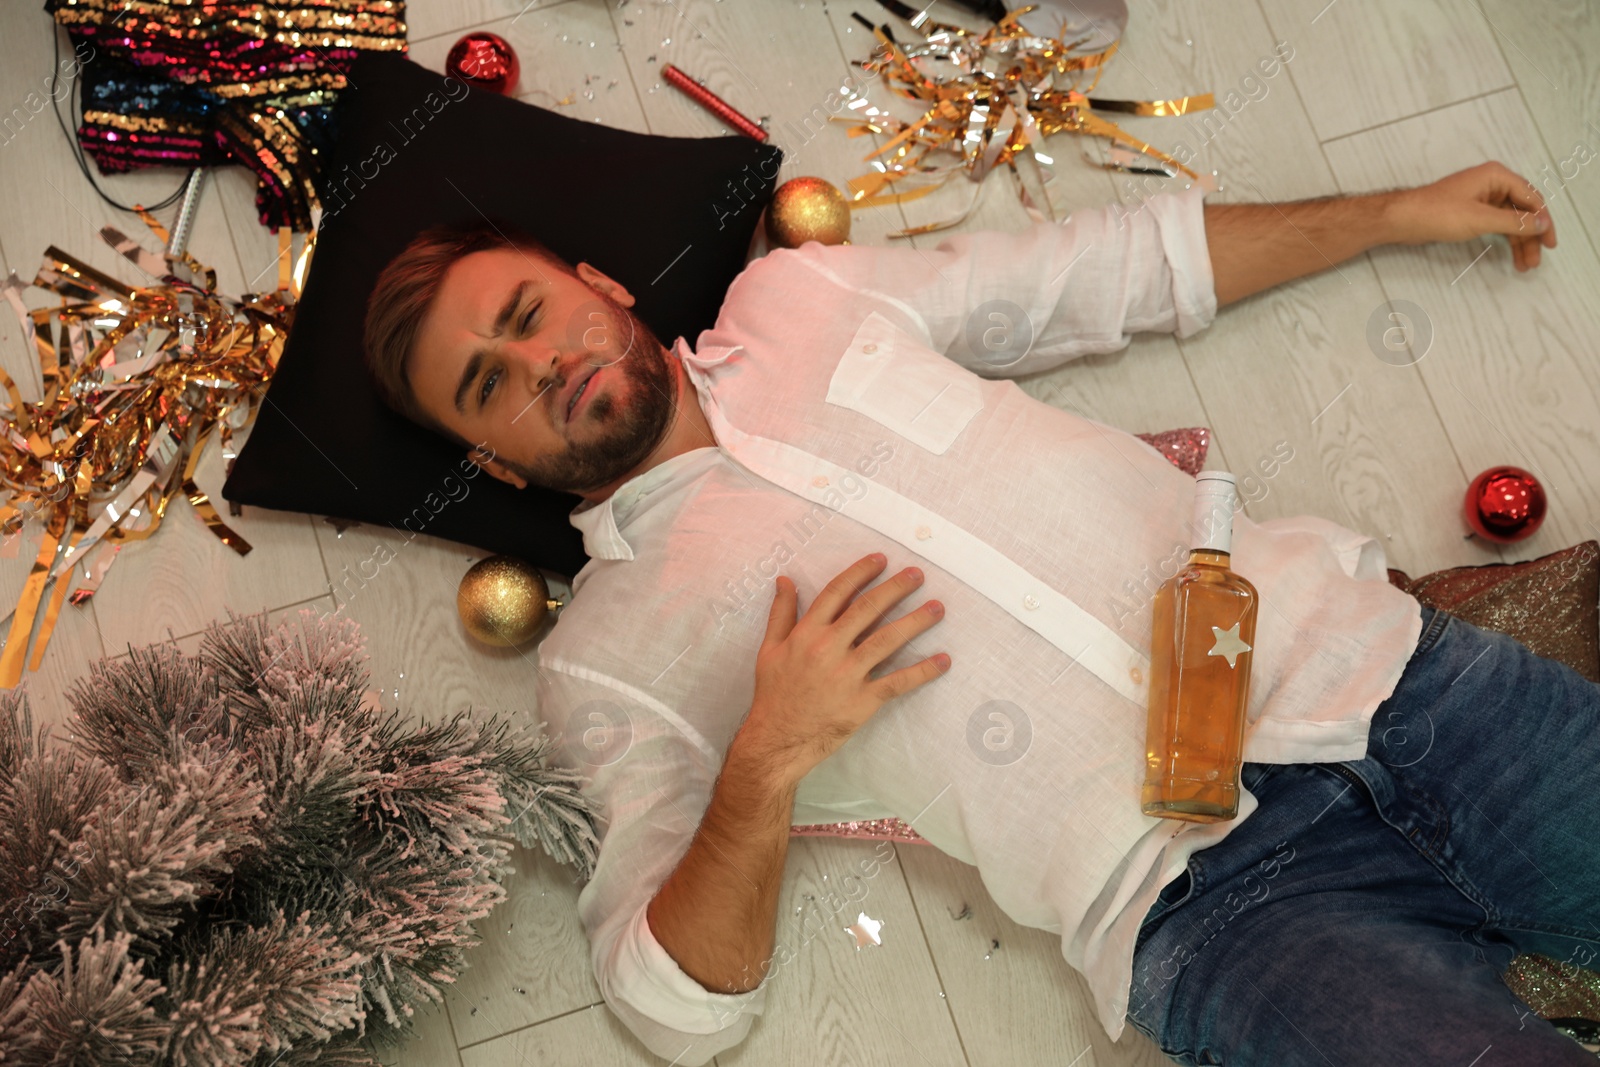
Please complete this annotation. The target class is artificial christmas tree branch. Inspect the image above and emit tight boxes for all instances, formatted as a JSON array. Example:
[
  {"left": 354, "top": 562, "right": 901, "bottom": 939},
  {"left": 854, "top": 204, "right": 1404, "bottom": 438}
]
[{"left": 0, "top": 608, "right": 602, "bottom": 1065}]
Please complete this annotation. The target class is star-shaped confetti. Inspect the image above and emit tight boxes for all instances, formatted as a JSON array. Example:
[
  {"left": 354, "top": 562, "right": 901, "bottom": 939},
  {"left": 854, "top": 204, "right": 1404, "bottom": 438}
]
[
  {"left": 844, "top": 913, "right": 883, "bottom": 950},
  {"left": 1208, "top": 622, "right": 1251, "bottom": 669}
]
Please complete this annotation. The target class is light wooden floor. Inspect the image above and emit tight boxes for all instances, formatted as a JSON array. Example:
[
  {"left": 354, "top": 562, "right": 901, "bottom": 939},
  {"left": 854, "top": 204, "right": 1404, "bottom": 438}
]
[{"left": 2, "top": 0, "right": 1599, "bottom": 1064}]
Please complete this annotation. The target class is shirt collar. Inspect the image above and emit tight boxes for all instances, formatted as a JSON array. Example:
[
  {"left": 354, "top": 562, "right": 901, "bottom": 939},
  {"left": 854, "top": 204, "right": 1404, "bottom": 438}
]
[{"left": 567, "top": 338, "right": 734, "bottom": 561}]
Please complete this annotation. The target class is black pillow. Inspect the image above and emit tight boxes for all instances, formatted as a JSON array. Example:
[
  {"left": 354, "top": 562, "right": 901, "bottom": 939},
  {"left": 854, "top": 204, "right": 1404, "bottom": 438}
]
[{"left": 221, "top": 53, "right": 783, "bottom": 577}]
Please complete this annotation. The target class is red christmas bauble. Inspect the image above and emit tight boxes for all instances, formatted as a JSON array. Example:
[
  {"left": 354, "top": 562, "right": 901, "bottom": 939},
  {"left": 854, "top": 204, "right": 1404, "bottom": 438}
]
[
  {"left": 1464, "top": 466, "right": 1547, "bottom": 543},
  {"left": 447, "top": 32, "right": 520, "bottom": 96}
]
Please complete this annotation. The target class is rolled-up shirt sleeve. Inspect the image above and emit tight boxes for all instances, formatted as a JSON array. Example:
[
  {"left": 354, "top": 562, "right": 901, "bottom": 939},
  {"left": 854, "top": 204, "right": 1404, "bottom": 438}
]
[
  {"left": 773, "top": 184, "right": 1216, "bottom": 379},
  {"left": 538, "top": 665, "right": 771, "bottom": 1065}
]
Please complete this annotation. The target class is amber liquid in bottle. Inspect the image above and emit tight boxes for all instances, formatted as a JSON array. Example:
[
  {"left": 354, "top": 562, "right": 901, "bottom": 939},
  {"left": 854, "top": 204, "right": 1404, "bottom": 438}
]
[{"left": 1142, "top": 473, "right": 1259, "bottom": 823}]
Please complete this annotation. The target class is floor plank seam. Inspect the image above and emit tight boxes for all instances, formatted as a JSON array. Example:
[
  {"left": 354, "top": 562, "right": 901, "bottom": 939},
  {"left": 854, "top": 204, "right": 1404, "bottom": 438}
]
[
  {"left": 452, "top": 1000, "right": 605, "bottom": 1051},
  {"left": 894, "top": 846, "right": 978, "bottom": 1067},
  {"left": 1316, "top": 84, "right": 1519, "bottom": 148},
  {"left": 409, "top": 0, "right": 590, "bottom": 46}
]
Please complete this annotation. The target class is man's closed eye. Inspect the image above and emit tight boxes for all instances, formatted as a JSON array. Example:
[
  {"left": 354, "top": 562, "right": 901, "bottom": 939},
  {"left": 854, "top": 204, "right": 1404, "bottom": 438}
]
[{"left": 480, "top": 302, "right": 542, "bottom": 407}]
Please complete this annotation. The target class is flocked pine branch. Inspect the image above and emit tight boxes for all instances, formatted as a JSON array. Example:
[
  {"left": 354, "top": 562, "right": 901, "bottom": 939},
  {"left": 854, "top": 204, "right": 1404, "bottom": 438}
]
[
  {"left": 500, "top": 756, "right": 604, "bottom": 879},
  {"left": 50, "top": 749, "right": 265, "bottom": 951},
  {"left": 157, "top": 935, "right": 273, "bottom": 1067},
  {"left": 257, "top": 1032, "right": 384, "bottom": 1067},
  {"left": 0, "top": 605, "right": 605, "bottom": 1064},
  {"left": 243, "top": 715, "right": 378, "bottom": 877},
  {"left": 66, "top": 641, "right": 230, "bottom": 782},
  {"left": 199, "top": 609, "right": 373, "bottom": 737},
  {"left": 0, "top": 959, "right": 39, "bottom": 1063},
  {"left": 356, "top": 824, "right": 513, "bottom": 1022},
  {"left": 371, "top": 707, "right": 604, "bottom": 879},
  {"left": 162, "top": 909, "right": 367, "bottom": 1066},
  {"left": 0, "top": 686, "right": 37, "bottom": 782},
  {"left": 0, "top": 747, "right": 119, "bottom": 974},
  {"left": 22, "top": 931, "right": 168, "bottom": 1065}
]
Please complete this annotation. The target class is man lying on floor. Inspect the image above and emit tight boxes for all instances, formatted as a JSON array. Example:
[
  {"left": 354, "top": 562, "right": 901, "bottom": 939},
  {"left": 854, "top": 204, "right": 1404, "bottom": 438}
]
[{"left": 361, "top": 161, "right": 1599, "bottom": 1067}]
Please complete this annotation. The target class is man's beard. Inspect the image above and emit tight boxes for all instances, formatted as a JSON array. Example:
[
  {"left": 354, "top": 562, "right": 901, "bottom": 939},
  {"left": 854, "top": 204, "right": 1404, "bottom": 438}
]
[{"left": 501, "top": 292, "right": 678, "bottom": 496}]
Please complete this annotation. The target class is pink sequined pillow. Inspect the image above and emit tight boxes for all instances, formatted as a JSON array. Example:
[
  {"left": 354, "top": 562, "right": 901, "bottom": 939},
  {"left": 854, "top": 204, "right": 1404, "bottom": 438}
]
[{"left": 790, "top": 426, "right": 1211, "bottom": 845}]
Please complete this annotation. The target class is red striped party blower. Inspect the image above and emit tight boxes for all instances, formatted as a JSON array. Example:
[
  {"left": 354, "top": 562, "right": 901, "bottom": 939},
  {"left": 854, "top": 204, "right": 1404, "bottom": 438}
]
[{"left": 661, "top": 63, "right": 768, "bottom": 142}]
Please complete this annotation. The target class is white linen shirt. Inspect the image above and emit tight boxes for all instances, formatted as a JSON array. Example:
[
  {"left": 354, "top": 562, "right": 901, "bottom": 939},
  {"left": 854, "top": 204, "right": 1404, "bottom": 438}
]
[{"left": 533, "top": 185, "right": 1423, "bottom": 1064}]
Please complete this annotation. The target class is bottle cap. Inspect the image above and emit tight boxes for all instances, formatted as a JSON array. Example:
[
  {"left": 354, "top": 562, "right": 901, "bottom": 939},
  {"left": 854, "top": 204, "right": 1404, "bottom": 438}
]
[{"left": 1191, "top": 471, "right": 1238, "bottom": 553}]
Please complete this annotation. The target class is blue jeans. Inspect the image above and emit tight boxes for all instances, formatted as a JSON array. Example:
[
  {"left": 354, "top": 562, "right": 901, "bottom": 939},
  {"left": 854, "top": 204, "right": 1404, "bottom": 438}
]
[{"left": 1125, "top": 607, "right": 1600, "bottom": 1066}]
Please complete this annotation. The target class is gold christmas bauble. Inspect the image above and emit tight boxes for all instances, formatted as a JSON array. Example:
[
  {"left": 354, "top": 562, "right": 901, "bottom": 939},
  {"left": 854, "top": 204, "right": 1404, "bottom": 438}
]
[
  {"left": 456, "top": 555, "right": 563, "bottom": 647},
  {"left": 766, "top": 176, "right": 852, "bottom": 249}
]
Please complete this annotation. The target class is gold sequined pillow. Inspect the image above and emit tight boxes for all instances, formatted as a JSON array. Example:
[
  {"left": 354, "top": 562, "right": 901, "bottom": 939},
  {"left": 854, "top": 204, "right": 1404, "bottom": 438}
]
[
  {"left": 1387, "top": 541, "right": 1600, "bottom": 683},
  {"left": 1388, "top": 543, "right": 1600, "bottom": 1025},
  {"left": 1385, "top": 544, "right": 1600, "bottom": 1027}
]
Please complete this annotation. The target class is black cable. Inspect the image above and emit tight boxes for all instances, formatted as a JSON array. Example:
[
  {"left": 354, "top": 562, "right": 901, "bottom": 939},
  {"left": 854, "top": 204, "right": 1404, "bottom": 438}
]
[{"left": 48, "top": 23, "right": 190, "bottom": 215}]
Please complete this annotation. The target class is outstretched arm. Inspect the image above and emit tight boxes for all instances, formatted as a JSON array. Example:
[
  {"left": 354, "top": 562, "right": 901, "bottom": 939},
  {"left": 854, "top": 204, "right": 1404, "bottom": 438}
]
[{"left": 1206, "top": 161, "right": 1557, "bottom": 307}]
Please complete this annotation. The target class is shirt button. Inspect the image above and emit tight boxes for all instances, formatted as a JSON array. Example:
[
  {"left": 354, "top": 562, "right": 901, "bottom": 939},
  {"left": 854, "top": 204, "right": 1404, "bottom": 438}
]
[
  {"left": 1023, "top": 594, "right": 1040, "bottom": 610},
  {"left": 862, "top": 343, "right": 877, "bottom": 353},
  {"left": 812, "top": 475, "right": 829, "bottom": 488},
  {"left": 915, "top": 525, "right": 932, "bottom": 540}
]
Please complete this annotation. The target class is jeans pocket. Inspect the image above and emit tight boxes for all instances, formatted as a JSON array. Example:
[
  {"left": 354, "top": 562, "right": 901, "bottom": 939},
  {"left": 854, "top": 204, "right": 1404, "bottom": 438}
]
[
  {"left": 1158, "top": 866, "right": 1195, "bottom": 911},
  {"left": 1410, "top": 605, "right": 1452, "bottom": 660},
  {"left": 1136, "top": 867, "right": 1196, "bottom": 956}
]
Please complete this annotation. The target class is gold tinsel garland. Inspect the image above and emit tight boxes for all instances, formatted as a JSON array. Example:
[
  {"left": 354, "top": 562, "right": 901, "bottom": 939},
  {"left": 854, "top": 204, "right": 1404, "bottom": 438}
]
[
  {"left": 0, "top": 217, "right": 312, "bottom": 686},
  {"left": 836, "top": 4, "right": 1213, "bottom": 237}
]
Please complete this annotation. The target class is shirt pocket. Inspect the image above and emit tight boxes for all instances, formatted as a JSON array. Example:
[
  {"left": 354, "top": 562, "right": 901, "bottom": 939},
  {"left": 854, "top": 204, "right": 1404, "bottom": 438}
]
[{"left": 824, "top": 310, "right": 984, "bottom": 455}]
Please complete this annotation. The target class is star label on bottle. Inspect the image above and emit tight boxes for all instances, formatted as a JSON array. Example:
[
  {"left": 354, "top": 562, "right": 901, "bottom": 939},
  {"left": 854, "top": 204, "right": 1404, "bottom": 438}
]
[{"left": 1208, "top": 622, "right": 1251, "bottom": 669}]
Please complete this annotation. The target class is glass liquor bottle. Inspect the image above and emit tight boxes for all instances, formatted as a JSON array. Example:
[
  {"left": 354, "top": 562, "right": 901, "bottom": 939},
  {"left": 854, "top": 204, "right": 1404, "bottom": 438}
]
[{"left": 1142, "top": 471, "right": 1259, "bottom": 822}]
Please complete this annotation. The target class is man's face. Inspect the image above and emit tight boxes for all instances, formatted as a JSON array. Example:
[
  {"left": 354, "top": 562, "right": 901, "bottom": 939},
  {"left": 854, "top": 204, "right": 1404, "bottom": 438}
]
[{"left": 410, "top": 247, "right": 677, "bottom": 497}]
